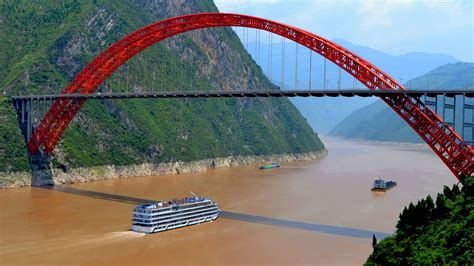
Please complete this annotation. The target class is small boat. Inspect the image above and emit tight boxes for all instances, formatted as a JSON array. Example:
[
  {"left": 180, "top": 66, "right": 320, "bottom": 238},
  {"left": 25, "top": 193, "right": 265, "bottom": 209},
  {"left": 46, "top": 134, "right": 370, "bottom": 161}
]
[
  {"left": 371, "top": 178, "right": 397, "bottom": 192},
  {"left": 259, "top": 162, "right": 280, "bottom": 170}
]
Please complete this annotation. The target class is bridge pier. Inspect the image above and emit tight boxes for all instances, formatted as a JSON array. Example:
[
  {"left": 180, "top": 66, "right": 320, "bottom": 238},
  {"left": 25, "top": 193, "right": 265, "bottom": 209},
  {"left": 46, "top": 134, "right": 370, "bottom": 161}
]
[
  {"left": 21, "top": 99, "right": 25, "bottom": 124},
  {"left": 26, "top": 99, "right": 32, "bottom": 142},
  {"left": 13, "top": 98, "right": 55, "bottom": 187},
  {"left": 29, "top": 151, "right": 54, "bottom": 187},
  {"left": 463, "top": 100, "right": 474, "bottom": 147}
]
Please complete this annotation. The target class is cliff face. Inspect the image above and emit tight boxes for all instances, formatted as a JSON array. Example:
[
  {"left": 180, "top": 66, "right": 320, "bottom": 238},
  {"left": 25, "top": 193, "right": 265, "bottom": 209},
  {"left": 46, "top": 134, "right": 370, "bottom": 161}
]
[{"left": 0, "top": 0, "right": 325, "bottom": 187}]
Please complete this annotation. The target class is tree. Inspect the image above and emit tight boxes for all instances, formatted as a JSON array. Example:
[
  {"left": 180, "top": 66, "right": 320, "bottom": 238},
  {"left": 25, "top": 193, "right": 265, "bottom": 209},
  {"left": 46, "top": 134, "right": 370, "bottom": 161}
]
[{"left": 372, "top": 234, "right": 377, "bottom": 249}]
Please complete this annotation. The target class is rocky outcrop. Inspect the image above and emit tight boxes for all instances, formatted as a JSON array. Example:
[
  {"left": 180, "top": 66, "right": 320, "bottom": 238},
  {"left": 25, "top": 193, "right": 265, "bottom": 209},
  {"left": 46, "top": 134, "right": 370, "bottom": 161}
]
[
  {"left": 0, "top": 150, "right": 326, "bottom": 188},
  {"left": 0, "top": 171, "right": 31, "bottom": 188}
]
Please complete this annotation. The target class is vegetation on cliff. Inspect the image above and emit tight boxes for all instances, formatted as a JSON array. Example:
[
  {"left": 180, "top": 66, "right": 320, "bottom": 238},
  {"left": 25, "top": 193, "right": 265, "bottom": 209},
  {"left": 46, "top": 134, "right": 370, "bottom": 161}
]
[
  {"left": 0, "top": 97, "right": 29, "bottom": 172},
  {"left": 0, "top": 0, "right": 324, "bottom": 175},
  {"left": 366, "top": 176, "right": 474, "bottom": 265}
]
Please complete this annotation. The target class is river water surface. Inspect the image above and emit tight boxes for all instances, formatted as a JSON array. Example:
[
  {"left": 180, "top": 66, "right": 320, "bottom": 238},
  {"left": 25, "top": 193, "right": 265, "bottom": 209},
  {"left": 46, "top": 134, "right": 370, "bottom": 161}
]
[{"left": 0, "top": 137, "right": 455, "bottom": 265}]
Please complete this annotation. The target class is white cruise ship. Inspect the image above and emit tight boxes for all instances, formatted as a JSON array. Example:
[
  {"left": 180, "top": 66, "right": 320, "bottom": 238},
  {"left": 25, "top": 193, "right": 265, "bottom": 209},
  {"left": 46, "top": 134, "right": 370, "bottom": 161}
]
[{"left": 131, "top": 192, "right": 220, "bottom": 234}]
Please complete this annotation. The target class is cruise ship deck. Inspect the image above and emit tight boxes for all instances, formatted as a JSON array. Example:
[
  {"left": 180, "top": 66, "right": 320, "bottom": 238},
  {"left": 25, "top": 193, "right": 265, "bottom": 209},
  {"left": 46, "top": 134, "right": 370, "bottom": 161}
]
[{"left": 131, "top": 195, "right": 220, "bottom": 233}]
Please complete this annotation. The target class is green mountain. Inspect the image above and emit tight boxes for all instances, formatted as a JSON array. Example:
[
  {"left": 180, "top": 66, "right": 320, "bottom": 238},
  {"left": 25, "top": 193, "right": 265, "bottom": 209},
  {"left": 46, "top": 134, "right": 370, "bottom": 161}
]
[
  {"left": 329, "top": 62, "right": 474, "bottom": 143},
  {"left": 366, "top": 176, "right": 474, "bottom": 265},
  {"left": 0, "top": 0, "right": 324, "bottom": 183}
]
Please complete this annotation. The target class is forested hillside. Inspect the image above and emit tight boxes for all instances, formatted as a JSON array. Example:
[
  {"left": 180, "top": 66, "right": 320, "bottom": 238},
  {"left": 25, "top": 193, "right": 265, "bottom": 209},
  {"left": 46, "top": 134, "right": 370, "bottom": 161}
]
[{"left": 0, "top": 0, "right": 324, "bottom": 183}]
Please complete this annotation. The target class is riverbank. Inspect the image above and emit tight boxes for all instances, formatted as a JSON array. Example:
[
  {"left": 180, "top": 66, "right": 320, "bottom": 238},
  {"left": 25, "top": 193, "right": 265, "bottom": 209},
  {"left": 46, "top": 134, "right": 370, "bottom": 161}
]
[{"left": 0, "top": 150, "right": 327, "bottom": 189}]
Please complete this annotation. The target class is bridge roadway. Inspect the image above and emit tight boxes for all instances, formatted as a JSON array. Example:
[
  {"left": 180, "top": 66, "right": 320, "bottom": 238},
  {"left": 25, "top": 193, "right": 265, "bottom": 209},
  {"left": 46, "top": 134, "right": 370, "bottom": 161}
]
[{"left": 11, "top": 89, "right": 474, "bottom": 101}]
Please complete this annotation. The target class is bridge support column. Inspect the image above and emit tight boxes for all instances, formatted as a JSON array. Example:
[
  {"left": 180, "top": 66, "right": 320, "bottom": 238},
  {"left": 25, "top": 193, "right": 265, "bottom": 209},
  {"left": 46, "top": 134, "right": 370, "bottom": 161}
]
[
  {"left": 21, "top": 99, "right": 25, "bottom": 124},
  {"left": 43, "top": 97, "right": 46, "bottom": 116},
  {"left": 461, "top": 95, "right": 465, "bottom": 142},
  {"left": 441, "top": 95, "right": 446, "bottom": 121},
  {"left": 26, "top": 99, "right": 32, "bottom": 142},
  {"left": 463, "top": 97, "right": 474, "bottom": 147},
  {"left": 444, "top": 96, "right": 456, "bottom": 128}
]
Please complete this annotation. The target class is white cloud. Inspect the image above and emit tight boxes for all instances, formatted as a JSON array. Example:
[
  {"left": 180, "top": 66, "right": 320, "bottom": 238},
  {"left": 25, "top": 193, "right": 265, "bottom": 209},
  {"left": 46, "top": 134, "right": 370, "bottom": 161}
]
[
  {"left": 214, "top": 0, "right": 473, "bottom": 61},
  {"left": 214, "top": 0, "right": 284, "bottom": 12}
]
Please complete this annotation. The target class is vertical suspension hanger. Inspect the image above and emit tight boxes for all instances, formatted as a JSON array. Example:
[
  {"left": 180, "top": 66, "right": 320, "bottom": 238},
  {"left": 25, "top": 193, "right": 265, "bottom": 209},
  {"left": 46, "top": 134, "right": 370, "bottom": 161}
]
[
  {"left": 309, "top": 49, "right": 312, "bottom": 91},
  {"left": 109, "top": 73, "right": 113, "bottom": 94},
  {"left": 191, "top": 52, "right": 195, "bottom": 91},
  {"left": 184, "top": 54, "right": 188, "bottom": 91},
  {"left": 242, "top": 26, "right": 245, "bottom": 47},
  {"left": 269, "top": 32, "right": 273, "bottom": 83},
  {"left": 257, "top": 29, "right": 260, "bottom": 65},
  {"left": 338, "top": 67, "right": 341, "bottom": 90},
  {"left": 162, "top": 47, "right": 165, "bottom": 91},
  {"left": 281, "top": 37, "right": 285, "bottom": 90},
  {"left": 246, "top": 27, "right": 249, "bottom": 51},
  {"left": 144, "top": 51, "right": 147, "bottom": 91},
  {"left": 152, "top": 54, "right": 156, "bottom": 92},
  {"left": 180, "top": 55, "right": 184, "bottom": 90},
  {"left": 135, "top": 56, "right": 139, "bottom": 91},
  {"left": 255, "top": 28, "right": 258, "bottom": 61},
  {"left": 173, "top": 49, "right": 177, "bottom": 91},
  {"left": 295, "top": 42, "right": 298, "bottom": 90},
  {"left": 116, "top": 66, "right": 121, "bottom": 93},
  {"left": 126, "top": 64, "right": 130, "bottom": 94},
  {"left": 323, "top": 58, "right": 327, "bottom": 90}
]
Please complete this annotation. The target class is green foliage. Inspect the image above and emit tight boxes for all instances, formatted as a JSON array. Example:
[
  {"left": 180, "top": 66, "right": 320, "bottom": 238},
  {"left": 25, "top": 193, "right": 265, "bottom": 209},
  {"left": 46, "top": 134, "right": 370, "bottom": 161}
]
[
  {"left": 0, "top": 97, "right": 29, "bottom": 171},
  {"left": 0, "top": 0, "right": 94, "bottom": 91},
  {"left": 366, "top": 176, "right": 474, "bottom": 265}
]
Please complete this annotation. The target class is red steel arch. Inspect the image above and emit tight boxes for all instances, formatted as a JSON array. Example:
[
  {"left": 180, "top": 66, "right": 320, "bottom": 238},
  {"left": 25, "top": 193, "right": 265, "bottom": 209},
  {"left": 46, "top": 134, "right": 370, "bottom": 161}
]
[{"left": 28, "top": 13, "right": 473, "bottom": 181}]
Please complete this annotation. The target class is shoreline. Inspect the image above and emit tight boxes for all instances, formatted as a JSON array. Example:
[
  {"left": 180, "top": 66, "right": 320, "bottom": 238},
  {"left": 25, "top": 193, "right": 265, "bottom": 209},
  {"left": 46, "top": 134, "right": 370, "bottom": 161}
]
[{"left": 0, "top": 150, "right": 327, "bottom": 189}]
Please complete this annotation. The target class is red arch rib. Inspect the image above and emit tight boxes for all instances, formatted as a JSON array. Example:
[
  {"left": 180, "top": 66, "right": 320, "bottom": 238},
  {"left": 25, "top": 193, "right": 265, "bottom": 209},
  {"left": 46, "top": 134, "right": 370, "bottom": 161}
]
[{"left": 28, "top": 13, "right": 473, "bottom": 182}]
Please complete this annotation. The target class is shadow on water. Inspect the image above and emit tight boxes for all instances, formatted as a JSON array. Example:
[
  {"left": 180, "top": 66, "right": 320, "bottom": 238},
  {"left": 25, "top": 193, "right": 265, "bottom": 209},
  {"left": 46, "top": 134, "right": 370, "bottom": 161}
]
[{"left": 40, "top": 185, "right": 391, "bottom": 240}]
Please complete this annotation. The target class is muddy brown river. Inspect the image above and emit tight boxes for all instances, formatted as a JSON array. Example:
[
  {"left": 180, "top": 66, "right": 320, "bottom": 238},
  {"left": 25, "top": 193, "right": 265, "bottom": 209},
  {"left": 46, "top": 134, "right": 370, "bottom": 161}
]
[{"left": 0, "top": 137, "right": 455, "bottom": 265}]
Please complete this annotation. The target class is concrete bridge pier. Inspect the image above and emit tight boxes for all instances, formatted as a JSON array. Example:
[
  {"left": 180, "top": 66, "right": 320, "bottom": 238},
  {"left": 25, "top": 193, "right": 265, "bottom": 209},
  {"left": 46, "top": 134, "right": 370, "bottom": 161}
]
[{"left": 29, "top": 151, "right": 54, "bottom": 187}]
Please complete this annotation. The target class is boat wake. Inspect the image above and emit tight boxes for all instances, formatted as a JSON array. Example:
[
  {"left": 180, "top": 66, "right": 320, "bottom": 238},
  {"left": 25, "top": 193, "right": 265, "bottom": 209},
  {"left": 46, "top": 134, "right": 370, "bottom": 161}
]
[{"left": 0, "top": 231, "right": 145, "bottom": 256}]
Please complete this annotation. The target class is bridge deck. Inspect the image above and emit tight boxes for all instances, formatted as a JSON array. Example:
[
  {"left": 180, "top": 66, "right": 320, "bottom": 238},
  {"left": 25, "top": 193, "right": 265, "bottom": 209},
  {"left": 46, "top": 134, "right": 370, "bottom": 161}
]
[{"left": 11, "top": 89, "right": 474, "bottom": 100}]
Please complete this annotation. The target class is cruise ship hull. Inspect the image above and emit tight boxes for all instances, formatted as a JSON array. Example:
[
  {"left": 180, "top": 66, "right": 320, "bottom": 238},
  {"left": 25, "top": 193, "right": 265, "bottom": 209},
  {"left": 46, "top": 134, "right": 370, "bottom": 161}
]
[
  {"left": 131, "top": 197, "right": 220, "bottom": 234},
  {"left": 132, "top": 214, "right": 219, "bottom": 234}
]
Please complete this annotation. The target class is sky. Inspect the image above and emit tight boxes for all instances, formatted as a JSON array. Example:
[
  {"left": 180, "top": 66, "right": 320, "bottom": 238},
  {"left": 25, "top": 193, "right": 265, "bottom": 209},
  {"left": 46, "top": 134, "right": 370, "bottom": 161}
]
[{"left": 214, "top": 0, "right": 473, "bottom": 62}]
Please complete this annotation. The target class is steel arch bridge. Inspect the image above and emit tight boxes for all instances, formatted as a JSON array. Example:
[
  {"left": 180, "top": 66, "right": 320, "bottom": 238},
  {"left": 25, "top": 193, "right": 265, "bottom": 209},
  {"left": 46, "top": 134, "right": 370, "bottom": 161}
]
[{"left": 27, "top": 13, "right": 473, "bottom": 182}]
